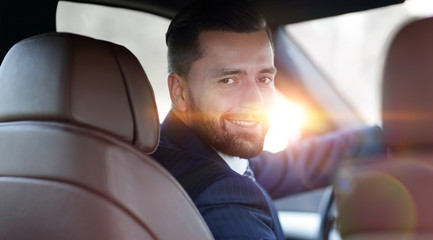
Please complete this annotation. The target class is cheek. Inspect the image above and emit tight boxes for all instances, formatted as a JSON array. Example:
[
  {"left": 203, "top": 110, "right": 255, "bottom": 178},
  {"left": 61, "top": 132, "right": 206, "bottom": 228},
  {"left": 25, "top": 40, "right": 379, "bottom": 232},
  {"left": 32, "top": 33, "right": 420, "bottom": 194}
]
[
  {"left": 257, "top": 85, "right": 275, "bottom": 105},
  {"left": 196, "top": 90, "right": 235, "bottom": 116},
  {"left": 261, "top": 90, "right": 276, "bottom": 121},
  {"left": 263, "top": 90, "right": 276, "bottom": 109},
  {"left": 184, "top": 82, "right": 204, "bottom": 108},
  {"left": 205, "top": 95, "right": 233, "bottom": 114}
]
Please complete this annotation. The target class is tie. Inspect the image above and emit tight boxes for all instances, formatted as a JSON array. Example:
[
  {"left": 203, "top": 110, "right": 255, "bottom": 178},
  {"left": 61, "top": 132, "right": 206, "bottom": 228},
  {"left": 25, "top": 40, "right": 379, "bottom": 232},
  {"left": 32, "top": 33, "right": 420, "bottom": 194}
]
[{"left": 243, "top": 165, "right": 256, "bottom": 182}]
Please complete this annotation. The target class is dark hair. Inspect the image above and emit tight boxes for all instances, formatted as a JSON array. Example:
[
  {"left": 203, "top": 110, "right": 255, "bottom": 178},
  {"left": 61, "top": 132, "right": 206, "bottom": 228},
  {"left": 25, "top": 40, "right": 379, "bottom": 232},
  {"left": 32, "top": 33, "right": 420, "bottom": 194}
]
[{"left": 166, "top": 0, "right": 272, "bottom": 77}]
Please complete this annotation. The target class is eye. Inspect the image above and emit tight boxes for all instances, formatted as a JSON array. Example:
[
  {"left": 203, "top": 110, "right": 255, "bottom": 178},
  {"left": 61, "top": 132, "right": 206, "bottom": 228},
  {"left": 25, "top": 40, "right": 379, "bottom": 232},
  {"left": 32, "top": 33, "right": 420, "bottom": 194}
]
[
  {"left": 220, "top": 78, "right": 235, "bottom": 84},
  {"left": 258, "top": 77, "right": 272, "bottom": 84}
]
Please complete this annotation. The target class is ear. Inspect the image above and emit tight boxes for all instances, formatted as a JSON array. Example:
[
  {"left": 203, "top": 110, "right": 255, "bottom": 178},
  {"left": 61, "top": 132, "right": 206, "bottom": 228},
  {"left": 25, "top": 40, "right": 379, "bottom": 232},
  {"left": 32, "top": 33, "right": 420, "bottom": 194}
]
[{"left": 168, "top": 72, "right": 187, "bottom": 112}]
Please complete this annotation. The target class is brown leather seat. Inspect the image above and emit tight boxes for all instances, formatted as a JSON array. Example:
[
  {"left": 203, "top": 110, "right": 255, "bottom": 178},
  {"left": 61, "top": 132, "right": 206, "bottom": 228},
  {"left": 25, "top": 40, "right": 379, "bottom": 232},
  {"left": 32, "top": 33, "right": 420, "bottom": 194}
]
[
  {"left": 335, "top": 17, "right": 433, "bottom": 240},
  {"left": 0, "top": 33, "right": 213, "bottom": 240}
]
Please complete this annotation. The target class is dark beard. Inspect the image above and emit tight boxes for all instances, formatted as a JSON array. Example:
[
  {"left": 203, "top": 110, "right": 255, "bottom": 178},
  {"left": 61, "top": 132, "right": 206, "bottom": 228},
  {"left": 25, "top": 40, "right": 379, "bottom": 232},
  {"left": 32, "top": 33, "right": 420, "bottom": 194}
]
[{"left": 188, "top": 110, "right": 268, "bottom": 159}]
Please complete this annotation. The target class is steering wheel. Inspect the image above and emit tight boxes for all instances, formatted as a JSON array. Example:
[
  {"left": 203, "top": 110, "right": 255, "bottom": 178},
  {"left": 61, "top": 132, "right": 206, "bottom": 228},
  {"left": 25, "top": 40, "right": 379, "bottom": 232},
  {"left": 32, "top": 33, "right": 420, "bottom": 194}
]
[{"left": 317, "top": 186, "right": 337, "bottom": 240}]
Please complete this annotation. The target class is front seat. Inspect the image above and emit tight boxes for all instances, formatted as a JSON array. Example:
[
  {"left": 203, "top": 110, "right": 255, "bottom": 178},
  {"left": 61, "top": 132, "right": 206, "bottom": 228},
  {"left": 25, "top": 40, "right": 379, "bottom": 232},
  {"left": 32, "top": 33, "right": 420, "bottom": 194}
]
[
  {"left": 0, "top": 33, "right": 214, "bottom": 240},
  {"left": 335, "top": 17, "right": 433, "bottom": 240}
]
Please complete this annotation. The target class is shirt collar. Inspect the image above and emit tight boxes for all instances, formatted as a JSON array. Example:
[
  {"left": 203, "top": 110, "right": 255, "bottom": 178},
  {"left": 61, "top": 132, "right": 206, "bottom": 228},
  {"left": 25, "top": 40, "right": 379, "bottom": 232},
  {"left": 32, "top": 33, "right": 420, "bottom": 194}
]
[{"left": 216, "top": 151, "right": 249, "bottom": 175}]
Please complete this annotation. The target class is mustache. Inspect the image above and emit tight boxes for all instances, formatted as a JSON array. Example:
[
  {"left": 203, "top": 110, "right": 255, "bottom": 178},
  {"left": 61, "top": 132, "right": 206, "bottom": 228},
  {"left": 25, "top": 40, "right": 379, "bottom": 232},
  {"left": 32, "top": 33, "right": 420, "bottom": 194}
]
[{"left": 187, "top": 111, "right": 270, "bottom": 121}]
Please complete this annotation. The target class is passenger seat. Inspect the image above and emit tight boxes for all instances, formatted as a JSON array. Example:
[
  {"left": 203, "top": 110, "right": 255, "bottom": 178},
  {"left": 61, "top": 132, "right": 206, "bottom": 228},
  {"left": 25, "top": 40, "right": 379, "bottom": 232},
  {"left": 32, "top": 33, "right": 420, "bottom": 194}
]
[{"left": 335, "top": 17, "right": 433, "bottom": 240}]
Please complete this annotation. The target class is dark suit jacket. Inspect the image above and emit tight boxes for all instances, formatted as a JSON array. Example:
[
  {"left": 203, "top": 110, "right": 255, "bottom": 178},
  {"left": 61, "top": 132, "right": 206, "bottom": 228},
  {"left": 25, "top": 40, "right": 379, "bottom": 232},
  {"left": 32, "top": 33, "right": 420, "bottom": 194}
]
[{"left": 152, "top": 111, "right": 383, "bottom": 240}]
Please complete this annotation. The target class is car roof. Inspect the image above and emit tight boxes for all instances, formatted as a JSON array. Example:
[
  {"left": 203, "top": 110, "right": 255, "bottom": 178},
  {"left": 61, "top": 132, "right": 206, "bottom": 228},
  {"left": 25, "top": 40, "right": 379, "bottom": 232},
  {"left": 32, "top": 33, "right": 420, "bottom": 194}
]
[{"left": 72, "top": 0, "right": 404, "bottom": 24}]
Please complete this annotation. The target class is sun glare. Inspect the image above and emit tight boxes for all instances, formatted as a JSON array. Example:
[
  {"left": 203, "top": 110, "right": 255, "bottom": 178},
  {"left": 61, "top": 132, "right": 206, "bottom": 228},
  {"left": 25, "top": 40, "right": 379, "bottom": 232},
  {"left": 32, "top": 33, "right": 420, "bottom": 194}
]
[
  {"left": 406, "top": 0, "right": 433, "bottom": 16},
  {"left": 263, "top": 93, "right": 306, "bottom": 153}
]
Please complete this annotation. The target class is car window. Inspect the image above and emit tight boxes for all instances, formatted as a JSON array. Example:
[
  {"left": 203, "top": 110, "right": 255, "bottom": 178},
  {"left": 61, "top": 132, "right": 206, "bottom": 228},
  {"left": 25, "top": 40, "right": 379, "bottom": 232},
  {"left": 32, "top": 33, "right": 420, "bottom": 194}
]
[{"left": 285, "top": 0, "right": 433, "bottom": 126}]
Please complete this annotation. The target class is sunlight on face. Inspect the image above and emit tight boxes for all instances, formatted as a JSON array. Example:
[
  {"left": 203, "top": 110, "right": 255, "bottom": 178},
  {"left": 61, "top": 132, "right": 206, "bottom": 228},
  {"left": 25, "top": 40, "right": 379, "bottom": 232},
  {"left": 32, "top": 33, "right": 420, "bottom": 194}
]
[{"left": 263, "top": 92, "right": 306, "bottom": 153}]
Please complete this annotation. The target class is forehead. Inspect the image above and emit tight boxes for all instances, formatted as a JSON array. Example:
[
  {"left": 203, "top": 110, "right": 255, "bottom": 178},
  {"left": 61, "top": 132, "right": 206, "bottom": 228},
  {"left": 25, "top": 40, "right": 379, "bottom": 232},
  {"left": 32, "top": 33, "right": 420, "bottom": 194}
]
[
  {"left": 195, "top": 30, "right": 274, "bottom": 70},
  {"left": 198, "top": 30, "right": 273, "bottom": 57}
]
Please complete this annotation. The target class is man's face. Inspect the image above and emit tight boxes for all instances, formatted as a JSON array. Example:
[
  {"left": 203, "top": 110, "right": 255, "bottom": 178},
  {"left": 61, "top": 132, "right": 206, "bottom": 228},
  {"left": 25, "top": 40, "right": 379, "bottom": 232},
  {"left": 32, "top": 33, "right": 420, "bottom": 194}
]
[{"left": 183, "top": 30, "right": 276, "bottom": 158}]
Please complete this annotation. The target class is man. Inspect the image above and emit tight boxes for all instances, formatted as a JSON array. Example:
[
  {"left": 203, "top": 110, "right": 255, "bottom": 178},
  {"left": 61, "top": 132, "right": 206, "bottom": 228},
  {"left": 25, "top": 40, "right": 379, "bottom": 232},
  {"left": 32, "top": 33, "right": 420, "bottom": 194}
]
[{"left": 152, "top": 1, "right": 382, "bottom": 239}]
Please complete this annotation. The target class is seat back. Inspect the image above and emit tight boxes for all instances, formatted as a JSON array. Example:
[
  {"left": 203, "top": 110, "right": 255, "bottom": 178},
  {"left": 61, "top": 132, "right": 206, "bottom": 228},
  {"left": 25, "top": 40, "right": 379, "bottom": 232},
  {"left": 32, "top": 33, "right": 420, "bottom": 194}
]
[
  {"left": 335, "top": 17, "right": 433, "bottom": 240},
  {"left": 0, "top": 33, "right": 213, "bottom": 240}
]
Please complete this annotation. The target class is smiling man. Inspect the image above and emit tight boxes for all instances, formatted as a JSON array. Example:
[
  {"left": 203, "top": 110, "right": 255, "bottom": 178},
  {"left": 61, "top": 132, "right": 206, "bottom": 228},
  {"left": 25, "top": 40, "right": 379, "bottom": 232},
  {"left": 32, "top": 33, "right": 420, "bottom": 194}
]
[
  {"left": 174, "top": 30, "right": 276, "bottom": 159},
  {"left": 152, "top": 1, "right": 382, "bottom": 239}
]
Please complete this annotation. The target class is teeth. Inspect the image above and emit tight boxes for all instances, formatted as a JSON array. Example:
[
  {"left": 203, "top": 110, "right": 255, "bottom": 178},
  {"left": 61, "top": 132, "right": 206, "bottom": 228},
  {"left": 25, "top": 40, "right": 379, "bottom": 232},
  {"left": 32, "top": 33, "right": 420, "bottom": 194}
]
[{"left": 229, "top": 120, "right": 256, "bottom": 127}]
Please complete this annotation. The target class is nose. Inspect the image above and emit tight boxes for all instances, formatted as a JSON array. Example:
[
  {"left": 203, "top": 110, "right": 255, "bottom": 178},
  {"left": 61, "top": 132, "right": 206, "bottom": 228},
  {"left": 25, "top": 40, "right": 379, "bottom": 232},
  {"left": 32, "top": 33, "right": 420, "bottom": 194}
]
[{"left": 239, "top": 80, "right": 264, "bottom": 110}]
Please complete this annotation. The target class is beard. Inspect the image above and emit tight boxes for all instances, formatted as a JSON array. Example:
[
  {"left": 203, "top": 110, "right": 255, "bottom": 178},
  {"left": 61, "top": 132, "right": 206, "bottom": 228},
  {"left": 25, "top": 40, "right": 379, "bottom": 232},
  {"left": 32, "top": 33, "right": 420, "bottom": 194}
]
[{"left": 187, "top": 102, "right": 270, "bottom": 159}]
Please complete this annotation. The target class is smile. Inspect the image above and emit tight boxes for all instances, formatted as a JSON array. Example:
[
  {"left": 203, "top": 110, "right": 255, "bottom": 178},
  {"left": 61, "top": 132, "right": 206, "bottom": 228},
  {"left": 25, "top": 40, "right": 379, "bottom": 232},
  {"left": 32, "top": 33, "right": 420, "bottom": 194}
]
[{"left": 226, "top": 119, "right": 259, "bottom": 127}]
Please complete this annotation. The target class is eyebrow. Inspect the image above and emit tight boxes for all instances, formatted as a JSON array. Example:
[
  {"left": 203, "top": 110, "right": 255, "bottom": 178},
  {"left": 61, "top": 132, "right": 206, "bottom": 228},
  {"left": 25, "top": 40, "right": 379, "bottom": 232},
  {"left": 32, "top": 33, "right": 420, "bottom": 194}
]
[
  {"left": 214, "top": 69, "right": 245, "bottom": 78},
  {"left": 214, "top": 67, "right": 277, "bottom": 78},
  {"left": 259, "top": 67, "right": 277, "bottom": 75}
]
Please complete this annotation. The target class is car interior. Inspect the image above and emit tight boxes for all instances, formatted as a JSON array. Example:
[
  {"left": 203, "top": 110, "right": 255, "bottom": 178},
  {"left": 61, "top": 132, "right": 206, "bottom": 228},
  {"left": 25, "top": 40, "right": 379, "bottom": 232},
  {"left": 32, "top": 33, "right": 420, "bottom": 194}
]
[
  {"left": 1, "top": 0, "right": 432, "bottom": 239},
  {"left": 335, "top": 16, "right": 433, "bottom": 240}
]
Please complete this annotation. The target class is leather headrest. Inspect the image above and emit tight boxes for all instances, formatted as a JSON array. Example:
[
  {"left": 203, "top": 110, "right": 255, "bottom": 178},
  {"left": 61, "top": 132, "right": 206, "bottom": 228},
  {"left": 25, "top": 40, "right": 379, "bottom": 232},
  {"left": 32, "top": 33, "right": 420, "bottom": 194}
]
[
  {"left": 0, "top": 33, "right": 159, "bottom": 153},
  {"left": 382, "top": 17, "right": 433, "bottom": 152}
]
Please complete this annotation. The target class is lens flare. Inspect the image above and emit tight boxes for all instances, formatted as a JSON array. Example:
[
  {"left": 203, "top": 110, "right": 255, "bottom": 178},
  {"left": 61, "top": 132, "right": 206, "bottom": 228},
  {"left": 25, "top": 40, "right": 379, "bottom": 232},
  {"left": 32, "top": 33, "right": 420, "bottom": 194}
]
[
  {"left": 264, "top": 93, "right": 306, "bottom": 153},
  {"left": 336, "top": 159, "right": 433, "bottom": 237}
]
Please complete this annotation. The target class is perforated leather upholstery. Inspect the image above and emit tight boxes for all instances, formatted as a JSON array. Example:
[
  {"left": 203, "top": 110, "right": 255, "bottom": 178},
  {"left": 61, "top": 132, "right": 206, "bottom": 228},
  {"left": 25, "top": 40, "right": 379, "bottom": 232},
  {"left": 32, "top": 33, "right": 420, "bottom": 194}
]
[{"left": 0, "top": 33, "right": 214, "bottom": 240}]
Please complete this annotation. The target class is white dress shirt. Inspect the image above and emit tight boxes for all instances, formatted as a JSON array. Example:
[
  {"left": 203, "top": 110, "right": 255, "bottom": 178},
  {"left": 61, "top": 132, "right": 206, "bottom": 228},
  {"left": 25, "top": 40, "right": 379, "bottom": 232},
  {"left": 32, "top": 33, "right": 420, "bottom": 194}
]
[{"left": 217, "top": 151, "right": 249, "bottom": 175}]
